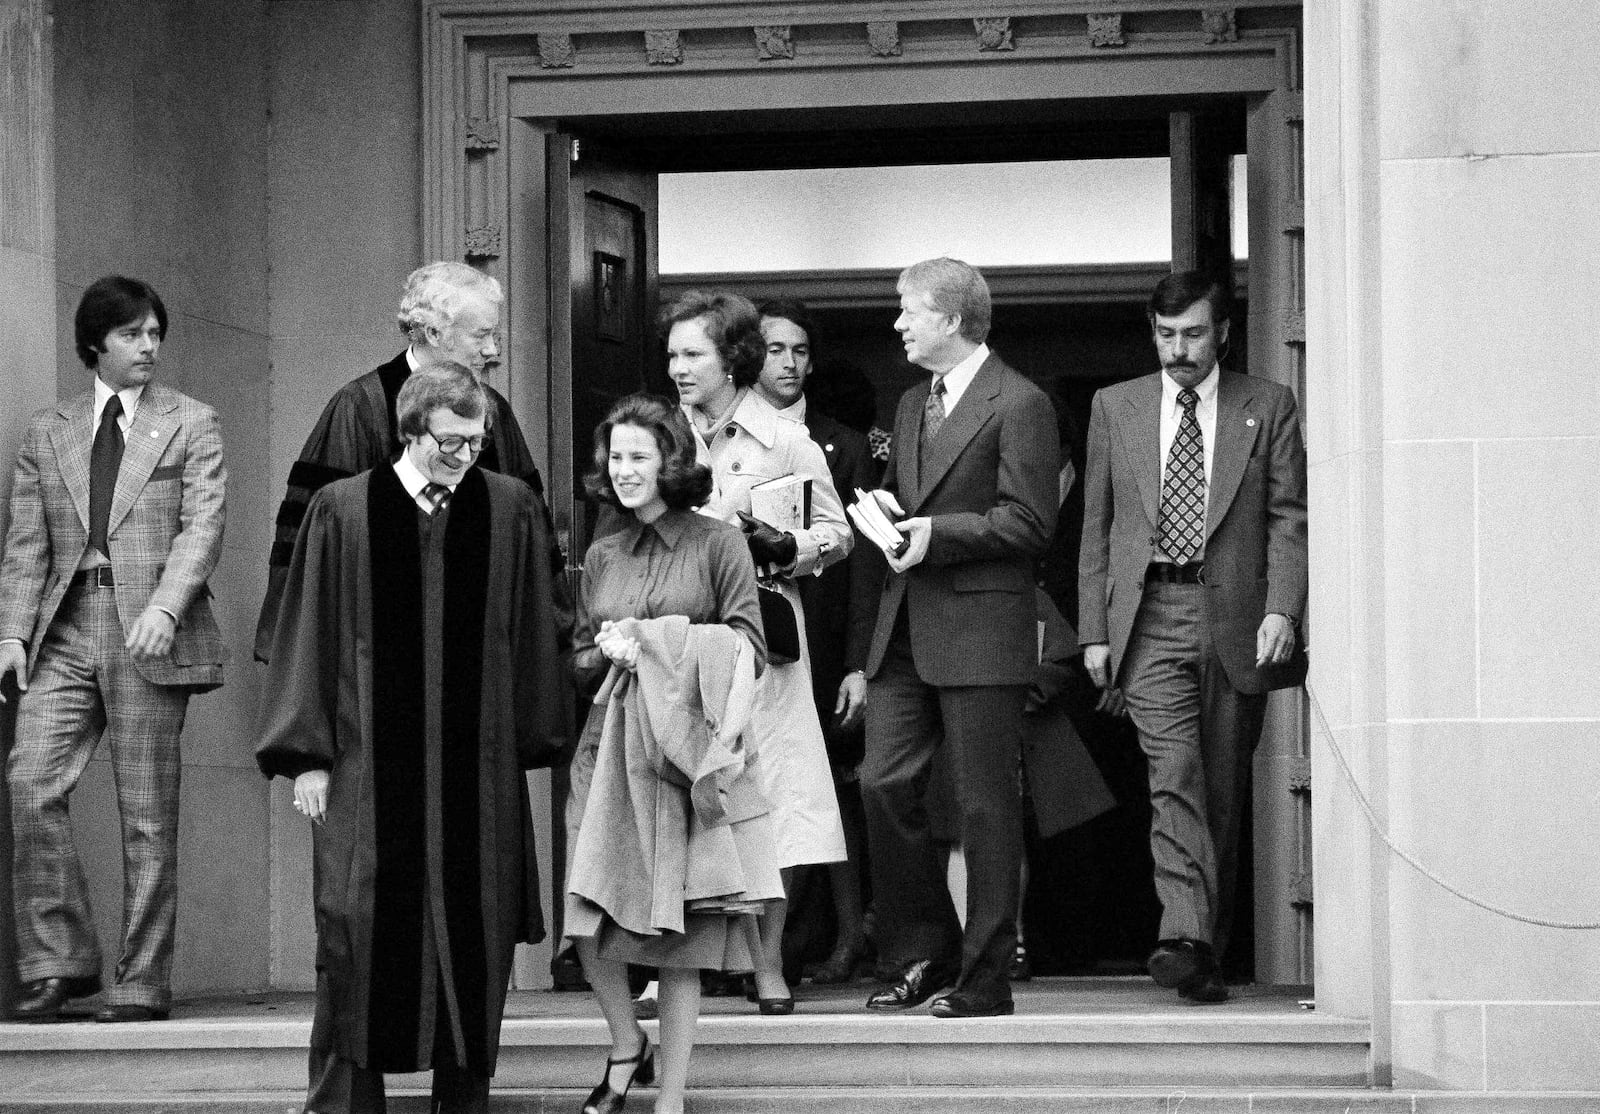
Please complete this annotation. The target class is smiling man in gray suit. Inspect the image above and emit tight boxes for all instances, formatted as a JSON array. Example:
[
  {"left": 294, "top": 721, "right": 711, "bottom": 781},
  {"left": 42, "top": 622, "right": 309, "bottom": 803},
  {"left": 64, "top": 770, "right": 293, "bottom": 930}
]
[
  {"left": 859, "top": 258, "right": 1058, "bottom": 1019},
  {"left": 0, "top": 276, "right": 226, "bottom": 1022},
  {"left": 1079, "top": 270, "right": 1306, "bottom": 1004}
]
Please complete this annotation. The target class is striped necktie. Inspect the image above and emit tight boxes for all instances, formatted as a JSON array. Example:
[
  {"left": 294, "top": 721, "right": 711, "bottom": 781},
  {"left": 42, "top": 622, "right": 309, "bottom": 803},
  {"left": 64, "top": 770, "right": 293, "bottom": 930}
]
[{"left": 422, "top": 482, "right": 452, "bottom": 513}]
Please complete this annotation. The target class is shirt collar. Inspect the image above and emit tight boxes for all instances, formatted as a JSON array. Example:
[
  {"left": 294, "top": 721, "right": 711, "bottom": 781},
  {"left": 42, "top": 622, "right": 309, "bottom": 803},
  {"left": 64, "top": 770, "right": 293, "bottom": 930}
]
[
  {"left": 393, "top": 448, "right": 451, "bottom": 499},
  {"left": 935, "top": 342, "right": 989, "bottom": 396},
  {"left": 691, "top": 388, "right": 786, "bottom": 451},
  {"left": 405, "top": 346, "right": 422, "bottom": 373},
  {"left": 94, "top": 376, "right": 146, "bottom": 421},
  {"left": 1160, "top": 364, "right": 1220, "bottom": 409},
  {"left": 624, "top": 508, "right": 689, "bottom": 552},
  {"left": 775, "top": 394, "right": 807, "bottom": 422}
]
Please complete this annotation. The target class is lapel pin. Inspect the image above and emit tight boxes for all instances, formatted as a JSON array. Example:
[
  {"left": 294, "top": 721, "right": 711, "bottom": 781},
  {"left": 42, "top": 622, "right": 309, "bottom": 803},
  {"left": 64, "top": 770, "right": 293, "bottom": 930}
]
[{"left": 1246, "top": 418, "right": 1257, "bottom": 428}]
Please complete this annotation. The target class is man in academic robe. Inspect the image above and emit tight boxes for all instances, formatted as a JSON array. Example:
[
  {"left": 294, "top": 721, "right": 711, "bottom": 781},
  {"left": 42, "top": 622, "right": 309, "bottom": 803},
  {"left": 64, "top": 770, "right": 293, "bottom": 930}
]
[
  {"left": 1078, "top": 270, "right": 1307, "bottom": 1003},
  {"left": 256, "top": 363, "right": 572, "bottom": 1113},
  {"left": 253, "top": 260, "right": 557, "bottom": 662}
]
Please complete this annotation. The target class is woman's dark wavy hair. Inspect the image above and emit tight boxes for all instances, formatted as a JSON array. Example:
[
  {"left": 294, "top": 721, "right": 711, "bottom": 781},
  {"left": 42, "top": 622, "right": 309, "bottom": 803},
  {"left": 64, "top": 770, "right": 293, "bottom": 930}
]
[
  {"left": 657, "top": 290, "right": 766, "bottom": 388},
  {"left": 75, "top": 276, "right": 167, "bottom": 369},
  {"left": 584, "top": 393, "right": 713, "bottom": 512}
]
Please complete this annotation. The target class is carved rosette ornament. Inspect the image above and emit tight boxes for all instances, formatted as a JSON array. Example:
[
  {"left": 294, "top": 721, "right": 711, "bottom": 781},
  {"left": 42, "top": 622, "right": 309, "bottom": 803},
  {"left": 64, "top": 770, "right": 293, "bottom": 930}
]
[
  {"left": 1086, "top": 13, "right": 1125, "bottom": 48},
  {"left": 537, "top": 32, "right": 575, "bottom": 68},
  {"left": 973, "top": 17, "right": 1014, "bottom": 51},
  {"left": 464, "top": 226, "right": 502, "bottom": 260},
  {"left": 866, "top": 21, "right": 901, "bottom": 57},
  {"left": 644, "top": 29, "right": 683, "bottom": 65},
  {"left": 1201, "top": 8, "right": 1238, "bottom": 43},
  {"left": 463, "top": 117, "right": 500, "bottom": 151},
  {"left": 754, "top": 25, "right": 795, "bottom": 61}
]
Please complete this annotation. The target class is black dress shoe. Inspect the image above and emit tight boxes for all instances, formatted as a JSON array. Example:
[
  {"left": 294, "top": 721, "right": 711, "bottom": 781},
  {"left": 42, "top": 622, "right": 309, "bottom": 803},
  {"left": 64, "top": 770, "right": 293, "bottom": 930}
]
[
  {"left": 1147, "top": 938, "right": 1214, "bottom": 990},
  {"left": 12, "top": 975, "right": 103, "bottom": 1021},
  {"left": 930, "top": 989, "right": 1015, "bottom": 1018},
  {"left": 582, "top": 1035, "right": 655, "bottom": 1114},
  {"left": 864, "top": 959, "right": 955, "bottom": 1012},
  {"left": 1178, "top": 969, "right": 1230, "bottom": 1004},
  {"left": 756, "top": 995, "right": 795, "bottom": 1016},
  {"left": 94, "top": 1003, "right": 169, "bottom": 1023}
]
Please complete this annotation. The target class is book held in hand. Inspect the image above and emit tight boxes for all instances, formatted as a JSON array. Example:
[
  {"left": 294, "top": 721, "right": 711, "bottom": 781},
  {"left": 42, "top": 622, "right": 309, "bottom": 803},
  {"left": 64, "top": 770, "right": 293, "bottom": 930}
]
[
  {"left": 748, "top": 473, "right": 811, "bottom": 532},
  {"left": 848, "top": 487, "right": 910, "bottom": 559}
]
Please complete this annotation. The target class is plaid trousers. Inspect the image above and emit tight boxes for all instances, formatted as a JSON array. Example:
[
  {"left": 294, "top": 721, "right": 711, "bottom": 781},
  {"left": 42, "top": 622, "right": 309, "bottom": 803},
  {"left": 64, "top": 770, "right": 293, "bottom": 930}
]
[{"left": 7, "top": 584, "right": 190, "bottom": 1009}]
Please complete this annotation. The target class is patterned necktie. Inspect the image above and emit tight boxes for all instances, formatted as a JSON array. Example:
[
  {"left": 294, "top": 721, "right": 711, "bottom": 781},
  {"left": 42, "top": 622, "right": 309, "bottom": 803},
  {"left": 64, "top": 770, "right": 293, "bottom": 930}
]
[
  {"left": 922, "top": 377, "right": 947, "bottom": 449},
  {"left": 422, "top": 481, "right": 452, "bottom": 514},
  {"left": 1158, "top": 388, "right": 1205, "bottom": 564},
  {"left": 89, "top": 395, "right": 125, "bottom": 556}
]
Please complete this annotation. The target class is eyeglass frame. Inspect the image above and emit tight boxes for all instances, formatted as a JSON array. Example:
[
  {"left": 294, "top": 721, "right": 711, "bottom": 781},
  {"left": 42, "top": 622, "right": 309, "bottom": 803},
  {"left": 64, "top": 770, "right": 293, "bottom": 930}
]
[{"left": 426, "top": 426, "right": 487, "bottom": 456}]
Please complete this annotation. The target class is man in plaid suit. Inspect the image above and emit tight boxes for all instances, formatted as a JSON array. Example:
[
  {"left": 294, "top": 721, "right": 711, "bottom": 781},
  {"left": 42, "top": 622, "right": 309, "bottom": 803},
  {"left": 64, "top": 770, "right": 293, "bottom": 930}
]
[{"left": 0, "top": 276, "right": 227, "bottom": 1022}]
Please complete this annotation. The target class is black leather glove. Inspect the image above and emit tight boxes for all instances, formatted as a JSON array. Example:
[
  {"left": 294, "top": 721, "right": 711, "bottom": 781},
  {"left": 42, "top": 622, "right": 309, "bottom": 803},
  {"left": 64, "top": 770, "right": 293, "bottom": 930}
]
[{"left": 737, "top": 511, "right": 798, "bottom": 569}]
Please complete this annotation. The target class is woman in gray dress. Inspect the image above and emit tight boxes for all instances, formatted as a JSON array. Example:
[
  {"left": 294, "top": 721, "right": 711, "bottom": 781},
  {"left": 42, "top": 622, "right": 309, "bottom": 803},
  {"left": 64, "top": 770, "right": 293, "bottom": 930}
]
[{"left": 566, "top": 394, "right": 779, "bottom": 1114}]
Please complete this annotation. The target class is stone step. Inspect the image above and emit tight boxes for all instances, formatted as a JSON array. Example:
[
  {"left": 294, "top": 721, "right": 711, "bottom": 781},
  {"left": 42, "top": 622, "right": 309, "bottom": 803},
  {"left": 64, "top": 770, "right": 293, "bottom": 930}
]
[
  {"left": 0, "top": 981, "right": 1372, "bottom": 1104},
  {"left": 9, "top": 1088, "right": 1600, "bottom": 1113}
]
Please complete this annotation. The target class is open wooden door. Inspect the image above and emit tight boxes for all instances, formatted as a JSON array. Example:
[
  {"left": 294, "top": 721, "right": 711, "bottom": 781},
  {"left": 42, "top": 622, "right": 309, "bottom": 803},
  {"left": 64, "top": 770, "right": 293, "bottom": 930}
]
[
  {"left": 540, "top": 132, "right": 659, "bottom": 965},
  {"left": 546, "top": 132, "right": 661, "bottom": 563}
]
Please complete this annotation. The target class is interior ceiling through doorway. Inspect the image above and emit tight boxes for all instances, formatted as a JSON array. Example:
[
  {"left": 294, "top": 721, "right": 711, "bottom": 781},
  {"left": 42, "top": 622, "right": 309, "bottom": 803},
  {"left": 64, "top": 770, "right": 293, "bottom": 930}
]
[{"left": 560, "top": 96, "right": 1247, "bottom": 173}]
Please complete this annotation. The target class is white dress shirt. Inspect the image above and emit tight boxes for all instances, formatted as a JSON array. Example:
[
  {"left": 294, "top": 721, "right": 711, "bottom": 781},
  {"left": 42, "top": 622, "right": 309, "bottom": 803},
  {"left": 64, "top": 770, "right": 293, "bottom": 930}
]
[
  {"left": 931, "top": 342, "right": 990, "bottom": 414},
  {"left": 1158, "top": 364, "right": 1219, "bottom": 490},
  {"left": 93, "top": 376, "right": 145, "bottom": 437},
  {"left": 394, "top": 452, "right": 455, "bottom": 515}
]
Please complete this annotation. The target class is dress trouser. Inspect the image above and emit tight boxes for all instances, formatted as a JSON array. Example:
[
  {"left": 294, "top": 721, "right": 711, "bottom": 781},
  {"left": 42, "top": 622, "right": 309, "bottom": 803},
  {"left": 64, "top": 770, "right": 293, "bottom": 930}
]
[
  {"left": 862, "top": 611, "right": 1027, "bottom": 999},
  {"left": 306, "top": 971, "right": 490, "bottom": 1114},
  {"left": 1120, "top": 581, "right": 1266, "bottom": 951},
  {"left": 7, "top": 584, "right": 189, "bottom": 1010}
]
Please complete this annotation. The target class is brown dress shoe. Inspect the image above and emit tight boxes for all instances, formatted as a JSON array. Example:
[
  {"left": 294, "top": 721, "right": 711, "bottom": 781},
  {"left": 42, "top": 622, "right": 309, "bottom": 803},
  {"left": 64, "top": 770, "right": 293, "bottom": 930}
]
[
  {"left": 94, "top": 1004, "right": 170, "bottom": 1023},
  {"left": 12, "top": 975, "right": 103, "bottom": 1021},
  {"left": 930, "top": 989, "right": 1015, "bottom": 1018},
  {"left": 864, "top": 959, "right": 956, "bottom": 1011}
]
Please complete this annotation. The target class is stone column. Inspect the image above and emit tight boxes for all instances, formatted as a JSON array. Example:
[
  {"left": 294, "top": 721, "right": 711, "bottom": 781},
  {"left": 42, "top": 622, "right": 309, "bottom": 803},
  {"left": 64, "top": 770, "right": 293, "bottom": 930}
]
[{"left": 0, "top": 0, "right": 58, "bottom": 1015}]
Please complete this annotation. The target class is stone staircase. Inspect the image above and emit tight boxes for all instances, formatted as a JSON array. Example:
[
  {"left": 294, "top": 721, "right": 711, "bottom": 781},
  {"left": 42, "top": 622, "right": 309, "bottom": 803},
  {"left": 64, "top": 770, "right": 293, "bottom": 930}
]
[{"left": 0, "top": 978, "right": 1416, "bottom": 1112}]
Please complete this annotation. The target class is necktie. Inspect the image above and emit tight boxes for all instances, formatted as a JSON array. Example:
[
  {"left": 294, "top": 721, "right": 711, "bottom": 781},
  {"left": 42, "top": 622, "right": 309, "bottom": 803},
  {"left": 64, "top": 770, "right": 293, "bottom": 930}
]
[
  {"left": 922, "top": 377, "right": 947, "bottom": 449},
  {"left": 89, "top": 395, "right": 125, "bottom": 556},
  {"left": 422, "top": 482, "right": 452, "bottom": 513},
  {"left": 1158, "top": 388, "right": 1205, "bottom": 564}
]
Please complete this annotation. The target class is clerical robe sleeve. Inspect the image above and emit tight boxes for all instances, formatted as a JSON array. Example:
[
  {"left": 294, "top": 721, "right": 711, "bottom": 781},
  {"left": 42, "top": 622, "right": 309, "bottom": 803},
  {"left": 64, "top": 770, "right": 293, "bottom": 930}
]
[
  {"left": 512, "top": 488, "right": 577, "bottom": 770},
  {"left": 255, "top": 493, "right": 342, "bottom": 780}
]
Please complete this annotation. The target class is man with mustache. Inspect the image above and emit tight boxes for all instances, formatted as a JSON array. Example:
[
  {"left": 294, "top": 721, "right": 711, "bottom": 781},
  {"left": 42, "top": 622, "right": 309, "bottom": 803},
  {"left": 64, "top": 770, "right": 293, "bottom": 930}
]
[
  {"left": 254, "top": 261, "right": 556, "bottom": 661},
  {"left": 1, "top": 276, "right": 227, "bottom": 1022},
  {"left": 1078, "top": 270, "right": 1308, "bottom": 1003}
]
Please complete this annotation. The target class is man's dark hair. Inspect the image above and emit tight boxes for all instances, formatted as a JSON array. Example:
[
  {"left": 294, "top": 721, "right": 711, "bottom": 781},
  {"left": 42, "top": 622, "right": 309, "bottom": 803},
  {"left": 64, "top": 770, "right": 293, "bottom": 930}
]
[
  {"left": 757, "top": 298, "right": 821, "bottom": 369},
  {"left": 657, "top": 290, "right": 766, "bottom": 388},
  {"left": 395, "top": 361, "right": 492, "bottom": 441},
  {"left": 1147, "top": 270, "right": 1233, "bottom": 328},
  {"left": 75, "top": 276, "right": 167, "bottom": 369},
  {"left": 584, "top": 393, "right": 713, "bottom": 511}
]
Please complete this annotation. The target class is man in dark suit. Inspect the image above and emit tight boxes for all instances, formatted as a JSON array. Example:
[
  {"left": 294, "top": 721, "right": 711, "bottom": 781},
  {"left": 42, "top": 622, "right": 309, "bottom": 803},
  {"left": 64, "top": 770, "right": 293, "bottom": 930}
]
[
  {"left": 858, "top": 258, "right": 1059, "bottom": 1018},
  {"left": 1, "top": 276, "right": 227, "bottom": 1022},
  {"left": 254, "top": 260, "right": 554, "bottom": 661},
  {"left": 1078, "top": 270, "right": 1307, "bottom": 1003}
]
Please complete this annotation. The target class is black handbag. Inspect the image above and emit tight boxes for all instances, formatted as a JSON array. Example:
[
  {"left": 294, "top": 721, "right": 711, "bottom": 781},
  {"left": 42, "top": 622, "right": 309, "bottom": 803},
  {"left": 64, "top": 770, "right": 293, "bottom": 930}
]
[{"left": 755, "top": 580, "right": 801, "bottom": 665}]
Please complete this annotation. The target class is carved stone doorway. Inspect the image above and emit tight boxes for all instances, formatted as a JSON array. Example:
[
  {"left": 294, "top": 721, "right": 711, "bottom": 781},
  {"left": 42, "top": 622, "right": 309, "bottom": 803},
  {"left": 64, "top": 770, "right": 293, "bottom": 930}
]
[{"left": 422, "top": 1, "right": 1308, "bottom": 989}]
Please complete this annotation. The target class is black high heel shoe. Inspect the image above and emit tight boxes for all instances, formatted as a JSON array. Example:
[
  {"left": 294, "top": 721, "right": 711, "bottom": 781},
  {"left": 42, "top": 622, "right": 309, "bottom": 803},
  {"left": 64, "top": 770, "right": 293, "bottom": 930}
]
[{"left": 582, "top": 1035, "right": 656, "bottom": 1114}]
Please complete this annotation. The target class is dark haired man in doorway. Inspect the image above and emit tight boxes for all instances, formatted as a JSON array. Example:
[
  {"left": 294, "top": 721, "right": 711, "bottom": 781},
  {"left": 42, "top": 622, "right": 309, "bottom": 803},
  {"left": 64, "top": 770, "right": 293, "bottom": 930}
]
[
  {"left": 1, "top": 275, "right": 227, "bottom": 1022},
  {"left": 1078, "top": 270, "right": 1307, "bottom": 1003},
  {"left": 859, "top": 258, "right": 1058, "bottom": 1018}
]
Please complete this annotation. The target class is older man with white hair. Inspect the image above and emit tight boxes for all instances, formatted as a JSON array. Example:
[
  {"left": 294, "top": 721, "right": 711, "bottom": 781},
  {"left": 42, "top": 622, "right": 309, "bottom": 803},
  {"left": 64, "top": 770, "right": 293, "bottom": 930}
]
[{"left": 255, "top": 261, "right": 556, "bottom": 660}]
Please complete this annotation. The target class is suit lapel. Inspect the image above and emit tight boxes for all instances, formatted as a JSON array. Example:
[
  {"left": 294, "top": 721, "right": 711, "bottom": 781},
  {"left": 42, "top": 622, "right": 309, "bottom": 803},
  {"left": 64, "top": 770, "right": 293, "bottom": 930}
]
[
  {"left": 1206, "top": 372, "right": 1260, "bottom": 538},
  {"left": 1119, "top": 374, "right": 1164, "bottom": 529},
  {"left": 48, "top": 392, "right": 96, "bottom": 534},
  {"left": 909, "top": 355, "right": 1001, "bottom": 512},
  {"left": 109, "top": 383, "right": 180, "bottom": 536},
  {"left": 895, "top": 380, "right": 928, "bottom": 500}
]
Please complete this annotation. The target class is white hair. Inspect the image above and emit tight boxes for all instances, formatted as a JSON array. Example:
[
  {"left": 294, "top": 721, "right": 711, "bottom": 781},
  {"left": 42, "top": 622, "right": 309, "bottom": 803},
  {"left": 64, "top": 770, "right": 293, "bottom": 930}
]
[{"left": 396, "top": 261, "right": 503, "bottom": 340}]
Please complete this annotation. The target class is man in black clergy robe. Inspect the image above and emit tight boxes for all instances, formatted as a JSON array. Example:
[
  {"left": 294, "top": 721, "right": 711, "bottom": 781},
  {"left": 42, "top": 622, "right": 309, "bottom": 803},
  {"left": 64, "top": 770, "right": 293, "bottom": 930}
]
[
  {"left": 256, "top": 363, "right": 572, "bottom": 1114},
  {"left": 254, "top": 260, "right": 557, "bottom": 662}
]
